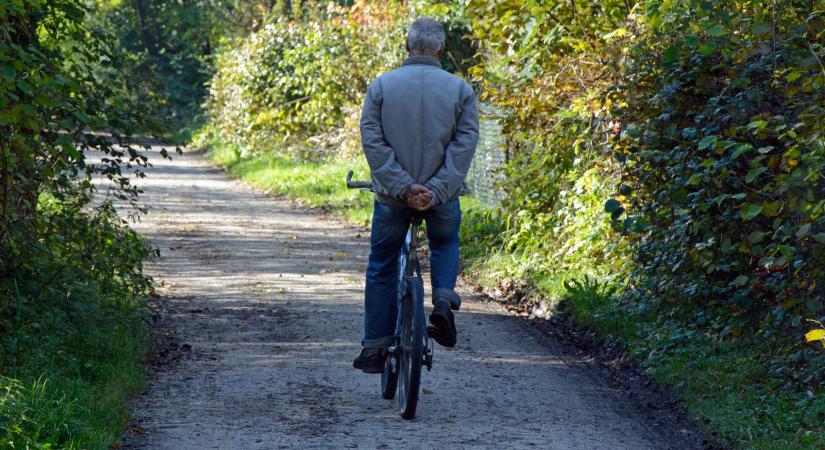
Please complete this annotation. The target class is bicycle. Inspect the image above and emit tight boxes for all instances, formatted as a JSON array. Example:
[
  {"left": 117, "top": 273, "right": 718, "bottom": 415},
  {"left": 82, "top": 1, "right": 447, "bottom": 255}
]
[{"left": 346, "top": 171, "right": 434, "bottom": 420}]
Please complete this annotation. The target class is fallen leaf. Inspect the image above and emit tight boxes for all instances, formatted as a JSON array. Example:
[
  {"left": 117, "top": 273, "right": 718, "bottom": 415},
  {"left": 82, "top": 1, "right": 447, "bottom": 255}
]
[{"left": 805, "top": 329, "right": 825, "bottom": 342}]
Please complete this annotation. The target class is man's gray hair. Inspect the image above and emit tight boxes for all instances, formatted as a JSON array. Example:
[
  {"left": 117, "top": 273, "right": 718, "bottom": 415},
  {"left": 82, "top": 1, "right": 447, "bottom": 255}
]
[{"left": 406, "top": 17, "right": 445, "bottom": 54}]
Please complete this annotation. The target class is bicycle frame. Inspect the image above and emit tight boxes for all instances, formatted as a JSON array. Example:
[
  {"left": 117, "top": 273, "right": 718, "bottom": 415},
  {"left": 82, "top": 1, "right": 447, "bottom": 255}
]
[{"left": 397, "top": 221, "right": 421, "bottom": 295}]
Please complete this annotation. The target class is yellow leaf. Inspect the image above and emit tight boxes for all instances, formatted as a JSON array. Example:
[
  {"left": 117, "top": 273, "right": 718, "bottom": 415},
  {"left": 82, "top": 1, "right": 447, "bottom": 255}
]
[
  {"left": 805, "top": 329, "right": 825, "bottom": 342},
  {"left": 603, "top": 28, "right": 628, "bottom": 41}
]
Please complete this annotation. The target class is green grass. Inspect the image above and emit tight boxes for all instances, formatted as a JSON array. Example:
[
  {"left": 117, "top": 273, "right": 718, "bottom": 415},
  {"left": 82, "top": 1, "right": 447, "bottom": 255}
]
[
  {"left": 207, "top": 143, "right": 374, "bottom": 225},
  {"left": 0, "top": 301, "right": 147, "bottom": 449},
  {"left": 205, "top": 141, "right": 498, "bottom": 232}
]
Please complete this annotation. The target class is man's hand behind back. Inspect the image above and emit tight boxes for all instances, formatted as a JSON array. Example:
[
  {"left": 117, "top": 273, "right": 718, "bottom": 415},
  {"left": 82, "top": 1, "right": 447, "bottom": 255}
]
[{"left": 404, "top": 184, "right": 434, "bottom": 211}]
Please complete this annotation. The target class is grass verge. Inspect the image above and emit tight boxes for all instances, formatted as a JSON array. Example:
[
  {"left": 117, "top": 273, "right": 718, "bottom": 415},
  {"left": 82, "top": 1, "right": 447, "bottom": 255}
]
[
  {"left": 0, "top": 304, "right": 147, "bottom": 449},
  {"left": 207, "top": 142, "right": 374, "bottom": 225},
  {"left": 203, "top": 140, "right": 492, "bottom": 228}
]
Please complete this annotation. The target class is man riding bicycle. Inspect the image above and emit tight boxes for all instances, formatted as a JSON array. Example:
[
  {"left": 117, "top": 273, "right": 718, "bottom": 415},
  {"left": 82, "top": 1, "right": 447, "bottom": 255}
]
[{"left": 353, "top": 18, "right": 479, "bottom": 373}]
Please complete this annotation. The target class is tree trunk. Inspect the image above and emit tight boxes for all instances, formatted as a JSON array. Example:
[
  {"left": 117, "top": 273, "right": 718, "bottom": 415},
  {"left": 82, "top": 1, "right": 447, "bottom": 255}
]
[{"left": 132, "top": 0, "right": 159, "bottom": 57}]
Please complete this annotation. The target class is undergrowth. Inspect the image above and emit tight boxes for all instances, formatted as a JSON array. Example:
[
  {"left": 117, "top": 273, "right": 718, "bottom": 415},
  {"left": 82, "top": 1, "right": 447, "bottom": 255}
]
[
  {"left": 566, "top": 278, "right": 825, "bottom": 449},
  {"left": 0, "top": 201, "right": 152, "bottom": 449}
]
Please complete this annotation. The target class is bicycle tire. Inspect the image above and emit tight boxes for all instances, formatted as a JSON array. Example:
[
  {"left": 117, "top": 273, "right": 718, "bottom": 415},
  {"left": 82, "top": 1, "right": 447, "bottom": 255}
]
[
  {"left": 398, "top": 275, "right": 425, "bottom": 420},
  {"left": 382, "top": 234, "right": 408, "bottom": 401}
]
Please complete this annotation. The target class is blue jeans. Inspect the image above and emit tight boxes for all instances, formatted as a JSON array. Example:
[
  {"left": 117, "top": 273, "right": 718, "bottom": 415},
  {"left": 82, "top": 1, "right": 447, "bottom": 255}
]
[{"left": 362, "top": 199, "right": 461, "bottom": 348}]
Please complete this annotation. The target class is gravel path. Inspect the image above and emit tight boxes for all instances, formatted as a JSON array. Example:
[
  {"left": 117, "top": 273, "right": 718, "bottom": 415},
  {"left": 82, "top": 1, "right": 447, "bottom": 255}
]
[{"left": 119, "top": 147, "right": 697, "bottom": 449}]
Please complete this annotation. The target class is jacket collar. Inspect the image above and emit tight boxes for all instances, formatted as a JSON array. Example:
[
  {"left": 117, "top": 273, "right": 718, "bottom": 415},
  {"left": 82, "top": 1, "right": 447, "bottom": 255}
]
[{"left": 402, "top": 55, "right": 442, "bottom": 68}]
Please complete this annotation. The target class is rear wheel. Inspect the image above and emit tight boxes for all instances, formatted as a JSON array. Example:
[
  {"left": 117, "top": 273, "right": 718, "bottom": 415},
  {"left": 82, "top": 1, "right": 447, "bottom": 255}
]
[{"left": 398, "top": 276, "right": 424, "bottom": 420}]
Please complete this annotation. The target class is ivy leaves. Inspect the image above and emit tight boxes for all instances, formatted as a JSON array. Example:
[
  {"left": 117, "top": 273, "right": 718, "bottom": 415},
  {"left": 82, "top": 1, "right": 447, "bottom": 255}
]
[
  {"left": 617, "top": 0, "right": 825, "bottom": 330},
  {"left": 740, "top": 204, "right": 763, "bottom": 221}
]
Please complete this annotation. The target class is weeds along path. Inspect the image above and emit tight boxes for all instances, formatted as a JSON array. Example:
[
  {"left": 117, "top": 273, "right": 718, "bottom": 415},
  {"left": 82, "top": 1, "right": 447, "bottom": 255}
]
[{"left": 119, "top": 146, "right": 697, "bottom": 449}]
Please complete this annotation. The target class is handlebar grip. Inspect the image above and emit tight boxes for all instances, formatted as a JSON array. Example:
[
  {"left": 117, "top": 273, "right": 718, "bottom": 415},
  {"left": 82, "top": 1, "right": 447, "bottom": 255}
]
[{"left": 345, "top": 170, "right": 373, "bottom": 189}]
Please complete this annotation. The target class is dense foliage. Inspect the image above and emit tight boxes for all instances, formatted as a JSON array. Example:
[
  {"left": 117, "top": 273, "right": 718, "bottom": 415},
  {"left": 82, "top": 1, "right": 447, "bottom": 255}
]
[
  {"left": 196, "top": 0, "right": 474, "bottom": 161},
  {"left": 463, "top": 0, "right": 632, "bottom": 298},
  {"left": 615, "top": 0, "right": 824, "bottom": 337},
  {"left": 1, "top": 0, "right": 161, "bottom": 446},
  {"left": 461, "top": 0, "right": 825, "bottom": 445},
  {"left": 465, "top": 0, "right": 825, "bottom": 349},
  {"left": 88, "top": 0, "right": 304, "bottom": 139},
  {"left": 0, "top": 201, "right": 152, "bottom": 448},
  {"left": 89, "top": 0, "right": 215, "bottom": 133},
  {"left": 198, "top": 2, "right": 405, "bottom": 160}
]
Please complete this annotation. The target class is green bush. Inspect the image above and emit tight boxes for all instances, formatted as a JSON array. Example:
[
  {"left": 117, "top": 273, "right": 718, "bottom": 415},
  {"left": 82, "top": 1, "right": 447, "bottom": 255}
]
[
  {"left": 463, "top": 0, "right": 825, "bottom": 445},
  {"left": 613, "top": 0, "right": 825, "bottom": 335},
  {"left": 0, "top": 201, "right": 153, "bottom": 449},
  {"left": 464, "top": 0, "right": 632, "bottom": 300},
  {"left": 200, "top": 3, "right": 408, "bottom": 159},
  {"left": 465, "top": 0, "right": 825, "bottom": 364},
  {"left": 1, "top": 1, "right": 159, "bottom": 446},
  {"left": 198, "top": 0, "right": 476, "bottom": 161}
]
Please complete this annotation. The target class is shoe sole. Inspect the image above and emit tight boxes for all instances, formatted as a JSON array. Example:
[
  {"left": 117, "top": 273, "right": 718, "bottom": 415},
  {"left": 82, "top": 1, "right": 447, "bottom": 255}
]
[
  {"left": 353, "top": 361, "right": 384, "bottom": 374},
  {"left": 428, "top": 312, "right": 456, "bottom": 348}
]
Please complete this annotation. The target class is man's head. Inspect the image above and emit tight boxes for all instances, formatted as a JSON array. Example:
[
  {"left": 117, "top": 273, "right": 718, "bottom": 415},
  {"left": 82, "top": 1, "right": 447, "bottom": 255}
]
[{"left": 406, "top": 17, "right": 445, "bottom": 58}]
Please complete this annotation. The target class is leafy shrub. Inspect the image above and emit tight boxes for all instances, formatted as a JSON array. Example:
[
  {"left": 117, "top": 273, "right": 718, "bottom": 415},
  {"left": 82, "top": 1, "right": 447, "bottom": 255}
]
[
  {"left": 466, "top": 0, "right": 825, "bottom": 345},
  {"left": 613, "top": 1, "right": 825, "bottom": 336},
  {"left": 464, "top": 0, "right": 633, "bottom": 298},
  {"left": 1, "top": 1, "right": 159, "bottom": 446},
  {"left": 200, "top": 2, "right": 408, "bottom": 160},
  {"left": 198, "top": 0, "right": 476, "bottom": 161},
  {"left": 88, "top": 0, "right": 255, "bottom": 139},
  {"left": 0, "top": 200, "right": 153, "bottom": 449}
]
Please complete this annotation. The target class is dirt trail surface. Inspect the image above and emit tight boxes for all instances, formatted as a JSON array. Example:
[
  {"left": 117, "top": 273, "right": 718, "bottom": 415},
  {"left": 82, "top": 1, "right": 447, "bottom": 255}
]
[{"left": 118, "top": 147, "right": 701, "bottom": 449}]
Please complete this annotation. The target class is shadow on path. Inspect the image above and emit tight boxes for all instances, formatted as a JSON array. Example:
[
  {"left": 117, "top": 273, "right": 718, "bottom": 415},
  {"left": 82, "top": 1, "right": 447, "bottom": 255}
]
[{"left": 116, "top": 147, "right": 703, "bottom": 449}]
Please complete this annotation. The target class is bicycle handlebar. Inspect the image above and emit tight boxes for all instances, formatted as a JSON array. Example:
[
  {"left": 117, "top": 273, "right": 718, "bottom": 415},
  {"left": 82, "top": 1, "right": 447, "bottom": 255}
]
[{"left": 346, "top": 170, "right": 373, "bottom": 190}]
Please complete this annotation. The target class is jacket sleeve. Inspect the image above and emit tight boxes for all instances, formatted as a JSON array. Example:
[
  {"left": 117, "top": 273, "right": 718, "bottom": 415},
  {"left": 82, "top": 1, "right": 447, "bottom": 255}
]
[
  {"left": 360, "top": 79, "right": 414, "bottom": 199},
  {"left": 424, "top": 82, "right": 480, "bottom": 204}
]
